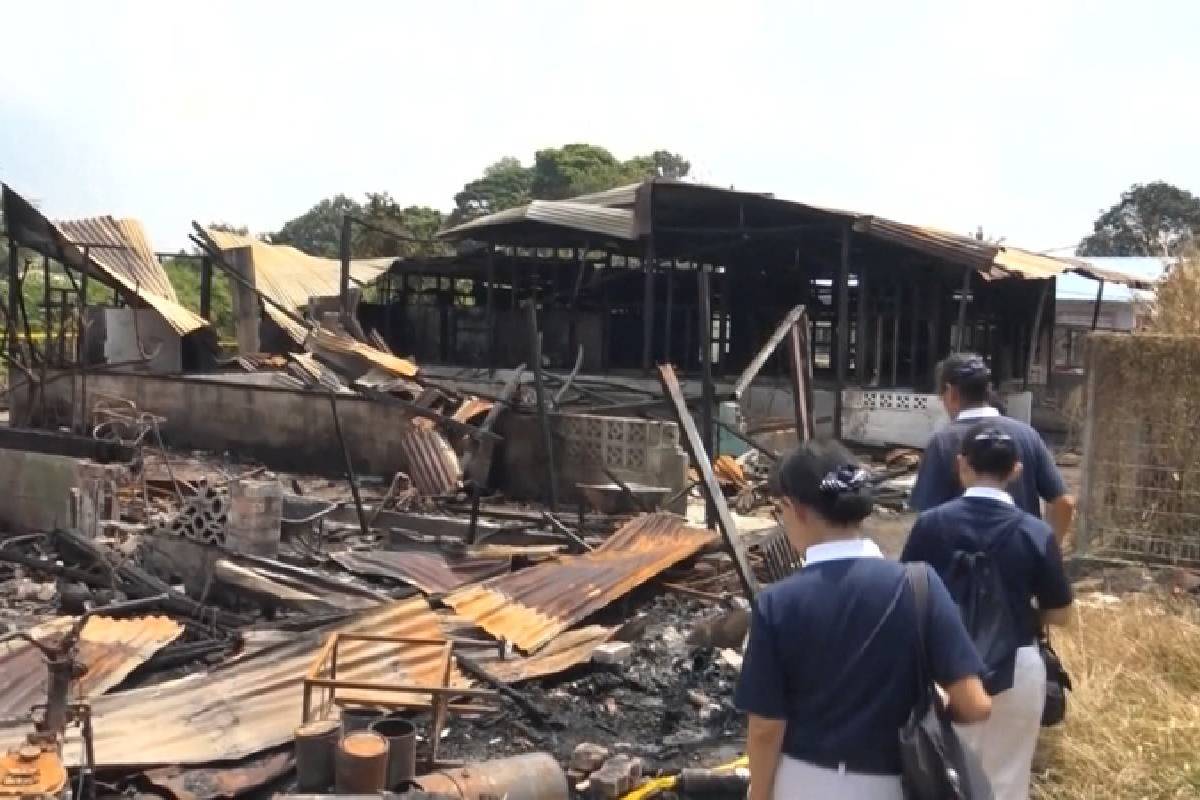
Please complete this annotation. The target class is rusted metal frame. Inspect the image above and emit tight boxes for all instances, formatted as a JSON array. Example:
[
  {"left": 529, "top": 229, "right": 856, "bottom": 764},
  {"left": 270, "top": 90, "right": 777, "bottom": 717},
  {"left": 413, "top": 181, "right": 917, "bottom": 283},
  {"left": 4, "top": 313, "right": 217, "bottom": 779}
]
[
  {"left": 659, "top": 364, "right": 759, "bottom": 598},
  {"left": 641, "top": 238, "right": 656, "bottom": 374},
  {"left": 601, "top": 465, "right": 653, "bottom": 512},
  {"left": 953, "top": 265, "right": 972, "bottom": 352},
  {"left": 304, "top": 678, "right": 494, "bottom": 696},
  {"left": 328, "top": 392, "right": 370, "bottom": 538},
  {"left": 732, "top": 305, "right": 808, "bottom": 400},
  {"left": 698, "top": 264, "right": 717, "bottom": 526},
  {"left": 526, "top": 301, "right": 559, "bottom": 511},
  {"left": 715, "top": 419, "right": 779, "bottom": 461},
  {"left": 199, "top": 256, "right": 213, "bottom": 321},
  {"left": 1025, "top": 279, "right": 1052, "bottom": 389},
  {"left": 1090, "top": 279, "right": 1105, "bottom": 331},
  {"left": 834, "top": 224, "right": 851, "bottom": 438}
]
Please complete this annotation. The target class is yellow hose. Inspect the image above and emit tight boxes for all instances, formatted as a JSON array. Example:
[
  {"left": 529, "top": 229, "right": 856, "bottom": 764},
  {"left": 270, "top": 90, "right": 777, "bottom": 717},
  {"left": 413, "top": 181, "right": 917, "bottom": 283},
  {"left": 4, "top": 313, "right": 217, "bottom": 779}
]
[{"left": 620, "top": 755, "right": 749, "bottom": 800}]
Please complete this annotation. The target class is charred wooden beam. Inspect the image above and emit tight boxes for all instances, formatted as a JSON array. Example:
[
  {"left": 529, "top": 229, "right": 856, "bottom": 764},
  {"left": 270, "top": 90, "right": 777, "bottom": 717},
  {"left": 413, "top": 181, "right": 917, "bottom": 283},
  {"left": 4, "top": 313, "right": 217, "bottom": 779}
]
[{"left": 526, "top": 302, "right": 558, "bottom": 511}]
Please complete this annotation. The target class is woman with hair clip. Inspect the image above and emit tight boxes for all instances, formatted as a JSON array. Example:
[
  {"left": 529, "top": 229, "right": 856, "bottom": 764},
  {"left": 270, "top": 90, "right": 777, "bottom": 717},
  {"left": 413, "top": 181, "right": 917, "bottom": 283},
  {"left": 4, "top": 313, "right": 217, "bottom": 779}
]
[
  {"left": 902, "top": 425, "right": 1075, "bottom": 800},
  {"left": 736, "top": 440, "right": 991, "bottom": 800}
]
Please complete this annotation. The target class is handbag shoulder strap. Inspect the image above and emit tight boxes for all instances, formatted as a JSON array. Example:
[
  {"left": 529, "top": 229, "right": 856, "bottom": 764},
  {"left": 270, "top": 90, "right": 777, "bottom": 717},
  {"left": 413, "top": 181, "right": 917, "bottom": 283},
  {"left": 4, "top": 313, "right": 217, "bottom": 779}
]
[{"left": 904, "top": 562, "right": 933, "bottom": 700}]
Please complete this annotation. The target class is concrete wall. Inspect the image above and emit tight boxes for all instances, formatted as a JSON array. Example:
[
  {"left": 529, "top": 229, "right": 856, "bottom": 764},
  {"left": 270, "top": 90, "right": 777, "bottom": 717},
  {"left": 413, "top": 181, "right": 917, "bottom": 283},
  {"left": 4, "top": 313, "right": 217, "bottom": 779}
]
[
  {"left": 87, "top": 308, "right": 183, "bottom": 373},
  {"left": 24, "top": 372, "right": 417, "bottom": 478}
]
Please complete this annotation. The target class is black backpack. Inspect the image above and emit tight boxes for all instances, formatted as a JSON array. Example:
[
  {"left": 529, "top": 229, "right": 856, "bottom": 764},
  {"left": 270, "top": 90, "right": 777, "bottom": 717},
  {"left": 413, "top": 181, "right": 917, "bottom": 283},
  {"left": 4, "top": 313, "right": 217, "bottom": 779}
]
[
  {"left": 942, "top": 522, "right": 1026, "bottom": 695},
  {"left": 899, "top": 563, "right": 994, "bottom": 800}
]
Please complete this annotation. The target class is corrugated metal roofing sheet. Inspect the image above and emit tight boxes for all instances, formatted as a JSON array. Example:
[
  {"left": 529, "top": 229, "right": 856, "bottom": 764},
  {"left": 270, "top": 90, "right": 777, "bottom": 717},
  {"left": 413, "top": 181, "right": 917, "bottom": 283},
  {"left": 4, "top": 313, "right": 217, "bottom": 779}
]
[
  {"left": 440, "top": 201, "right": 638, "bottom": 241},
  {"left": 476, "top": 625, "right": 614, "bottom": 684},
  {"left": 445, "top": 513, "right": 716, "bottom": 653},
  {"left": 304, "top": 325, "right": 419, "bottom": 380},
  {"left": 204, "top": 230, "right": 391, "bottom": 344},
  {"left": 1, "top": 185, "right": 209, "bottom": 336},
  {"left": 331, "top": 550, "right": 512, "bottom": 595},
  {"left": 396, "top": 424, "right": 462, "bottom": 495},
  {"left": 0, "top": 599, "right": 465, "bottom": 767},
  {"left": 0, "top": 615, "right": 184, "bottom": 720}
]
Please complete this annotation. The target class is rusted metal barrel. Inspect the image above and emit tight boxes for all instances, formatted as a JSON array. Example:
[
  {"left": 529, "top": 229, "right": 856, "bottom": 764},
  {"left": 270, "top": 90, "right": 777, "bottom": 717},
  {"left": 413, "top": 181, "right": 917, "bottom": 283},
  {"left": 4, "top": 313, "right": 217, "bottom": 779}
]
[
  {"left": 340, "top": 705, "right": 384, "bottom": 733},
  {"left": 415, "top": 753, "right": 568, "bottom": 800},
  {"left": 335, "top": 731, "right": 389, "bottom": 794},
  {"left": 294, "top": 718, "right": 341, "bottom": 792},
  {"left": 369, "top": 715, "right": 417, "bottom": 789}
]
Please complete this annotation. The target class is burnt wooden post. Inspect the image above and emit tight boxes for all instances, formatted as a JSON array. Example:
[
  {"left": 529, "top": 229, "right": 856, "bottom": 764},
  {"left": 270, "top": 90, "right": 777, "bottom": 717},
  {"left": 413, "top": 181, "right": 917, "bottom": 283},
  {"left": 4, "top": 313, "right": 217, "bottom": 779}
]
[
  {"left": 5, "top": 237, "right": 17, "bottom": 362},
  {"left": 1025, "top": 279, "right": 1052, "bottom": 389},
  {"left": 328, "top": 393, "right": 370, "bottom": 538},
  {"left": 199, "top": 256, "right": 213, "bottom": 321},
  {"left": 1090, "top": 279, "right": 1105, "bottom": 330},
  {"left": 78, "top": 246, "right": 90, "bottom": 433},
  {"left": 485, "top": 243, "right": 497, "bottom": 375},
  {"left": 641, "top": 239, "right": 656, "bottom": 374},
  {"left": 664, "top": 258, "right": 676, "bottom": 364},
  {"left": 338, "top": 214, "right": 353, "bottom": 321},
  {"left": 834, "top": 224, "right": 851, "bottom": 439},
  {"left": 698, "top": 264, "right": 716, "bottom": 526},
  {"left": 954, "top": 266, "right": 972, "bottom": 351},
  {"left": 909, "top": 279, "right": 921, "bottom": 387},
  {"left": 891, "top": 283, "right": 901, "bottom": 387},
  {"left": 856, "top": 260, "right": 869, "bottom": 384},
  {"left": 659, "top": 364, "right": 759, "bottom": 598},
  {"left": 527, "top": 302, "right": 559, "bottom": 511}
]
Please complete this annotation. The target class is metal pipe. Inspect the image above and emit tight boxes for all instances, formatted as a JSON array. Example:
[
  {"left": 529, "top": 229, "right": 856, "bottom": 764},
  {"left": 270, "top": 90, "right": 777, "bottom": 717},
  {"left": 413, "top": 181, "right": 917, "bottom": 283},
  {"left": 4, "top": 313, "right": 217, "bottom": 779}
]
[
  {"left": 328, "top": 392, "right": 370, "bottom": 538},
  {"left": 1091, "top": 279, "right": 1105, "bottom": 331},
  {"left": 415, "top": 753, "right": 569, "bottom": 800}
]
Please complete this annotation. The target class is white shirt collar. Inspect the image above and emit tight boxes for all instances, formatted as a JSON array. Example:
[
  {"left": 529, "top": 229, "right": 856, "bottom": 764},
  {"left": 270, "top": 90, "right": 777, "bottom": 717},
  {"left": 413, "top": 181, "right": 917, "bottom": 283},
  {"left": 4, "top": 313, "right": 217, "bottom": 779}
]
[
  {"left": 956, "top": 406, "right": 1001, "bottom": 421},
  {"left": 805, "top": 538, "right": 885, "bottom": 566},
  {"left": 963, "top": 486, "right": 1015, "bottom": 505}
]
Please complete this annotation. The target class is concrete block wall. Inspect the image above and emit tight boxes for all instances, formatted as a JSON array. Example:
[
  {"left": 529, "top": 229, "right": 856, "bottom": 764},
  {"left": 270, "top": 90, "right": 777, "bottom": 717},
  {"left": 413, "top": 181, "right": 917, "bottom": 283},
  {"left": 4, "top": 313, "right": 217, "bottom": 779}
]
[
  {"left": 26, "top": 372, "right": 417, "bottom": 478},
  {"left": 0, "top": 449, "right": 129, "bottom": 533}
]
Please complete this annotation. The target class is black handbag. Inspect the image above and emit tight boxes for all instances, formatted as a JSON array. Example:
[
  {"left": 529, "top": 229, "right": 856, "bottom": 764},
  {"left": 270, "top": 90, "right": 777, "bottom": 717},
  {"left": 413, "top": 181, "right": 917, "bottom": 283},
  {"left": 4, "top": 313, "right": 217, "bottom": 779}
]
[
  {"left": 1038, "top": 631, "right": 1071, "bottom": 727},
  {"left": 899, "top": 563, "right": 994, "bottom": 800}
]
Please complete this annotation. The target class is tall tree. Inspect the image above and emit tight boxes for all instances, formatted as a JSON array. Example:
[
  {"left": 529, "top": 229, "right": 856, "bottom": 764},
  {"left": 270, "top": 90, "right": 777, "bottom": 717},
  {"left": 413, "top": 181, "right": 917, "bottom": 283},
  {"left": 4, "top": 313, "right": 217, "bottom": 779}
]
[
  {"left": 1077, "top": 182, "right": 1200, "bottom": 257},
  {"left": 530, "top": 144, "right": 630, "bottom": 200},
  {"left": 273, "top": 194, "right": 363, "bottom": 258},
  {"left": 450, "top": 157, "right": 533, "bottom": 224}
]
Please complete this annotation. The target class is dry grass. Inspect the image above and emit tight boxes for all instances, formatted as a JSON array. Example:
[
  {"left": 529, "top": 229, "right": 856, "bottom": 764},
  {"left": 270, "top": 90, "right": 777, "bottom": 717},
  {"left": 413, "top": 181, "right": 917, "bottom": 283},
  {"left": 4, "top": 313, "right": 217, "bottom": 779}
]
[{"left": 1031, "top": 593, "right": 1200, "bottom": 799}]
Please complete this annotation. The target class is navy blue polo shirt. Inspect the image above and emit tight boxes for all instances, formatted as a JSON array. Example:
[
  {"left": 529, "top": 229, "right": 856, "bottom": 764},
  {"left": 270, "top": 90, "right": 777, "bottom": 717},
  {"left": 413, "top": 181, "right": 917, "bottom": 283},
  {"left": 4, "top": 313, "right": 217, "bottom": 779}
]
[
  {"left": 901, "top": 489, "right": 1074, "bottom": 654},
  {"left": 734, "top": 540, "right": 983, "bottom": 775},
  {"left": 911, "top": 407, "right": 1067, "bottom": 517}
]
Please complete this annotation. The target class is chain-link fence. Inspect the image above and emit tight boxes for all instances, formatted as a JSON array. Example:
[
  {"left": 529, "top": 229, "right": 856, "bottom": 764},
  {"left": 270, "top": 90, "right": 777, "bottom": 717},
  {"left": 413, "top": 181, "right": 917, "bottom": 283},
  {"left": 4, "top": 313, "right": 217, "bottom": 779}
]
[{"left": 1080, "top": 333, "right": 1200, "bottom": 566}]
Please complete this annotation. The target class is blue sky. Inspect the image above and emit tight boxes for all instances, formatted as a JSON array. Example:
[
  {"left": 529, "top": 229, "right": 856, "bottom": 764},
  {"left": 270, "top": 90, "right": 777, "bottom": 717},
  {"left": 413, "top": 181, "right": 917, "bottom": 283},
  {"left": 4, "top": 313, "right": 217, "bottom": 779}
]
[{"left": 1, "top": 1, "right": 1198, "bottom": 253}]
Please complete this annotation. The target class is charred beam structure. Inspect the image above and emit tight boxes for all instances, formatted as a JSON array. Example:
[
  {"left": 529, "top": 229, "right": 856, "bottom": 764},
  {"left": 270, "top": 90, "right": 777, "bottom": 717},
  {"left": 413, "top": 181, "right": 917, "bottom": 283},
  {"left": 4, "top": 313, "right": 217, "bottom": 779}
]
[
  {"left": 954, "top": 265, "right": 972, "bottom": 352},
  {"left": 1091, "top": 279, "right": 1106, "bottom": 331},
  {"left": 199, "top": 256, "right": 213, "bottom": 321},
  {"left": 641, "top": 238, "right": 655, "bottom": 374},
  {"left": 527, "top": 302, "right": 559, "bottom": 511},
  {"left": 697, "top": 264, "right": 717, "bottom": 526},
  {"left": 338, "top": 214, "right": 352, "bottom": 321}
]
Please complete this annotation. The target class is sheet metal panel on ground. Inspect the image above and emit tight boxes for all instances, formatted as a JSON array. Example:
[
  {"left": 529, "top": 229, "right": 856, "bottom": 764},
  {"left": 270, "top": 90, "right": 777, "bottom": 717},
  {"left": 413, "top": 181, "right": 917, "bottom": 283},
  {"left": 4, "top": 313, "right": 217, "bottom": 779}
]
[
  {"left": 0, "top": 615, "right": 184, "bottom": 720},
  {"left": 0, "top": 599, "right": 463, "bottom": 767},
  {"left": 445, "top": 513, "right": 716, "bottom": 653},
  {"left": 331, "top": 550, "right": 511, "bottom": 595}
]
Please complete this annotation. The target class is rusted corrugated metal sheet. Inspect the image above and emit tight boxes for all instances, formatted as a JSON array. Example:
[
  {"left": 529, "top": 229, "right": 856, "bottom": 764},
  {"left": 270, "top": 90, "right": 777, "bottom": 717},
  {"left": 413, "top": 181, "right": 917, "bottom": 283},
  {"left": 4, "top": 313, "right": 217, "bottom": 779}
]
[
  {"left": 0, "top": 615, "right": 184, "bottom": 720},
  {"left": 331, "top": 550, "right": 511, "bottom": 595},
  {"left": 305, "top": 325, "right": 419, "bottom": 380},
  {"left": 0, "top": 599, "right": 465, "bottom": 767},
  {"left": 143, "top": 749, "right": 293, "bottom": 800},
  {"left": 445, "top": 513, "right": 716, "bottom": 653},
  {"left": 1, "top": 185, "right": 208, "bottom": 336},
  {"left": 204, "top": 229, "right": 392, "bottom": 345},
  {"left": 477, "top": 625, "right": 614, "bottom": 684},
  {"left": 396, "top": 423, "right": 462, "bottom": 495}
]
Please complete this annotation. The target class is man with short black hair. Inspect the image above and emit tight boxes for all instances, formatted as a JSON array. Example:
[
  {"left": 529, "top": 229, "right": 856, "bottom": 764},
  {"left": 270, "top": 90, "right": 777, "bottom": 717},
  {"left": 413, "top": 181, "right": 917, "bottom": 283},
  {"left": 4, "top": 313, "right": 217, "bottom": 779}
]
[{"left": 910, "top": 353, "right": 1076, "bottom": 547}]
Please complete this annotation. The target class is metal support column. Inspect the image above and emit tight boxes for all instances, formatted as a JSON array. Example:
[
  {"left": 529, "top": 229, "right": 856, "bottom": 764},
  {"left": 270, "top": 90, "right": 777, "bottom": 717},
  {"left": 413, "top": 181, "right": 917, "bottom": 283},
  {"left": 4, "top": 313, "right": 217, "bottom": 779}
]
[
  {"left": 199, "top": 256, "right": 213, "bottom": 321},
  {"left": 954, "top": 266, "right": 972, "bottom": 352},
  {"left": 338, "top": 214, "right": 352, "bottom": 321},
  {"left": 834, "top": 225, "right": 851, "bottom": 439},
  {"left": 485, "top": 243, "right": 496, "bottom": 375},
  {"left": 698, "top": 264, "right": 716, "bottom": 527},
  {"left": 1090, "top": 280, "right": 1105, "bottom": 330},
  {"left": 641, "top": 239, "right": 656, "bottom": 374}
]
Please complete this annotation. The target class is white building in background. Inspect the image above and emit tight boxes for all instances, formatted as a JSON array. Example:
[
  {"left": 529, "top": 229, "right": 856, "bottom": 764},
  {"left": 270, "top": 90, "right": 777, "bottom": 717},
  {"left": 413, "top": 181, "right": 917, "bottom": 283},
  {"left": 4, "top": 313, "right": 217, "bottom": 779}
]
[{"left": 1052, "top": 257, "right": 1170, "bottom": 374}]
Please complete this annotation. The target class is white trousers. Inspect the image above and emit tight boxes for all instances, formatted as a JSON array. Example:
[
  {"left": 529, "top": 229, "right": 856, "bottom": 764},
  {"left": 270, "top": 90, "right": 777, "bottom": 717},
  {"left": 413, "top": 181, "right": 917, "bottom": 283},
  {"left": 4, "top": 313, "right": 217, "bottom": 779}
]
[
  {"left": 955, "top": 645, "right": 1047, "bottom": 800},
  {"left": 772, "top": 755, "right": 904, "bottom": 799}
]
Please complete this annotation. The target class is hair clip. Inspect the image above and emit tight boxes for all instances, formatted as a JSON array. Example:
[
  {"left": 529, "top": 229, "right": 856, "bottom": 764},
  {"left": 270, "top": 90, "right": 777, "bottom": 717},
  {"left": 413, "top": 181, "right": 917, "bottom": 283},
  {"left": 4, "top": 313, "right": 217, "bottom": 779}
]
[
  {"left": 953, "top": 356, "right": 990, "bottom": 379},
  {"left": 972, "top": 428, "right": 1012, "bottom": 443},
  {"left": 819, "top": 465, "right": 869, "bottom": 496}
]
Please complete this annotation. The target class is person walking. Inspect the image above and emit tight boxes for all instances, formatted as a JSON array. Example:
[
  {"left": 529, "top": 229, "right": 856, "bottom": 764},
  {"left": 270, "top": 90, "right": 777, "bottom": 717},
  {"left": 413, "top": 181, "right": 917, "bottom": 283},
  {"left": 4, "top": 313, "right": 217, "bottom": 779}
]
[
  {"left": 902, "top": 425, "right": 1075, "bottom": 800},
  {"left": 911, "top": 353, "right": 1076, "bottom": 547},
  {"left": 737, "top": 440, "right": 992, "bottom": 800}
]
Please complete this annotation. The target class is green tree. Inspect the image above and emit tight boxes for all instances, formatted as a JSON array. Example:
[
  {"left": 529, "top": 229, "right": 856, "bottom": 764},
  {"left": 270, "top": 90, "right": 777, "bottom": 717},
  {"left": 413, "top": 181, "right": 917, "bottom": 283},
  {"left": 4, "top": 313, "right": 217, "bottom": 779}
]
[
  {"left": 450, "top": 157, "right": 534, "bottom": 224},
  {"left": 163, "top": 257, "right": 235, "bottom": 339},
  {"left": 273, "top": 194, "right": 363, "bottom": 258},
  {"left": 1077, "top": 182, "right": 1200, "bottom": 257},
  {"left": 530, "top": 144, "right": 633, "bottom": 200}
]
